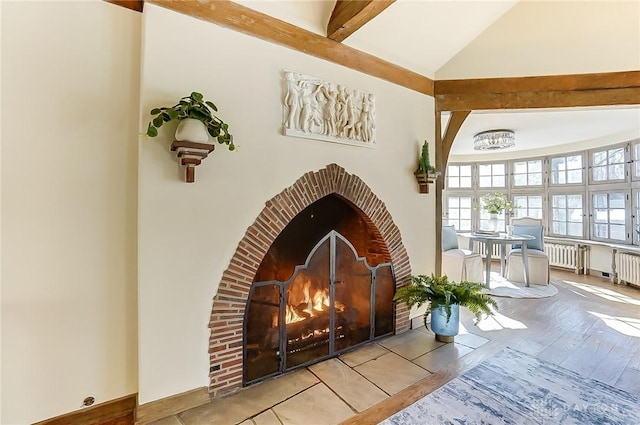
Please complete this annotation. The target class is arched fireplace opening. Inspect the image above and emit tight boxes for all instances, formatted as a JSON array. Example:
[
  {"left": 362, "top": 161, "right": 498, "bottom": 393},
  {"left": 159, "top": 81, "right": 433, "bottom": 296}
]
[
  {"left": 244, "top": 195, "right": 395, "bottom": 385},
  {"left": 207, "top": 164, "right": 411, "bottom": 397}
]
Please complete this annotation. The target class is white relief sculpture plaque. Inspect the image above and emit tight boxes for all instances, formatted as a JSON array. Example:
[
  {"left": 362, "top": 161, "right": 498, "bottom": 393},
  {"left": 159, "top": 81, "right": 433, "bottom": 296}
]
[{"left": 282, "top": 70, "right": 376, "bottom": 147}]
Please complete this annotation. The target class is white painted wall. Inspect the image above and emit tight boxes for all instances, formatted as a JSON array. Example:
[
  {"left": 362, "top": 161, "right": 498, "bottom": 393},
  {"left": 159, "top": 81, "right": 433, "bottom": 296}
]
[
  {"left": 1, "top": 2, "right": 140, "bottom": 423},
  {"left": 138, "top": 4, "right": 435, "bottom": 404}
]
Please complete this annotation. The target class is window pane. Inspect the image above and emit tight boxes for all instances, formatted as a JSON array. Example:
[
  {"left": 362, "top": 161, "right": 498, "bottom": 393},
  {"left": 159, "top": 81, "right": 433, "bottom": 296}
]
[
  {"left": 594, "top": 209, "right": 608, "bottom": 223},
  {"left": 514, "top": 174, "right": 527, "bottom": 186},
  {"left": 479, "top": 176, "right": 491, "bottom": 187},
  {"left": 593, "top": 166, "right": 607, "bottom": 181},
  {"left": 552, "top": 171, "right": 565, "bottom": 185},
  {"left": 529, "top": 160, "right": 542, "bottom": 173},
  {"left": 593, "top": 194, "right": 608, "bottom": 208},
  {"left": 594, "top": 223, "right": 608, "bottom": 238},
  {"left": 478, "top": 164, "right": 491, "bottom": 175},
  {"left": 448, "top": 166, "right": 460, "bottom": 176},
  {"left": 567, "top": 170, "right": 582, "bottom": 184},
  {"left": 610, "top": 193, "right": 625, "bottom": 208},
  {"left": 449, "top": 209, "right": 460, "bottom": 219},
  {"left": 528, "top": 173, "right": 542, "bottom": 185},
  {"left": 514, "top": 161, "right": 527, "bottom": 174},
  {"left": 568, "top": 208, "right": 582, "bottom": 222},
  {"left": 449, "top": 197, "right": 459, "bottom": 208},
  {"left": 610, "top": 224, "right": 626, "bottom": 240},
  {"left": 553, "top": 195, "right": 566, "bottom": 208},
  {"left": 460, "top": 198, "right": 471, "bottom": 208},
  {"left": 529, "top": 196, "right": 542, "bottom": 208},
  {"left": 553, "top": 222, "right": 567, "bottom": 235},
  {"left": 609, "top": 147, "right": 625, "bottom": 164},
  {"left": 593, "top": 151, "right": 607, "bottom": 166},
  {"left": 553, "top": 209, "right": 567, "bottom": 221},
  {"left": 492, "top": 176, "right": 505, "bottom": 187},
  {"left": 568, "top": 223, "right": 582, "bottom": 237},
  {"left": 568, "top": 155, "right": 582, "bottom": 168},
  {"left": 610, "top": 209, "right": 625, "bottom": 224},
  {"left": 567, "top": 195, "right": 582, "bottom": 208},
  {"left": 460, "top": 209, "right": 471, "bottom": 219},
  {"left": 551, "top": 157, "right": 564, "bottom": 171},
  {"left": 460, "top": 166, "right": 472, "bottom": 176},
  {"left": 460, "top": 177, "right": 472, "bottom": 187},
  {"left": 609, "top": 164, "right": 625, "bottom": 180}
]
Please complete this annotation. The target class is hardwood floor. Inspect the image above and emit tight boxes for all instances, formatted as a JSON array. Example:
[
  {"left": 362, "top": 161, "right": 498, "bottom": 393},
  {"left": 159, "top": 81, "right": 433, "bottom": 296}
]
[{"left": 340, "top": 270, "right": 640, "bottom": 424}]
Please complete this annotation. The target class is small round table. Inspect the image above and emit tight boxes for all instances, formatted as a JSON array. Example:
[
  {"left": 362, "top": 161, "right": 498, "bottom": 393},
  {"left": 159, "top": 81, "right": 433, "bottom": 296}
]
[{"left": 460, "top": 233, "right": 536, "bottom": 287}]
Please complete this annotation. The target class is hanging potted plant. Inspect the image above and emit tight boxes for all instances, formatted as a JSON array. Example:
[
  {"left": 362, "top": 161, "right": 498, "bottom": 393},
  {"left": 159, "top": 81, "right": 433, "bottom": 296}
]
[
  {"left": 414, "top": 140, "right": 440, "bottom": 193},
  {"left": 146, "top": 91, "right": 235, "bottom": 150},
  {"left": 145, "top": 92, "right": 235, "bottom": 183},
  {"left": 393, "top": 274, "right": 497, "bottom": 342}
]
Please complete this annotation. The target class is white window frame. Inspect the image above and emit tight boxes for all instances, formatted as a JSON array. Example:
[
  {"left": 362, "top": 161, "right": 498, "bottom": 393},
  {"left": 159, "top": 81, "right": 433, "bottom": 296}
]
[
  {"left": 443, "top": 193, "right": 474, "bottom": 232},
  {"left": 512, "top": 157, "right": 545, "bottom": 188},
  {"left": 548, "top": 191, "right": 586, "bottom": 239},
  {"left": 445, "top": 163, "right": 473, "bottom": 190},
  {"left": 590, "top": 190, "right": 630, "bottom": 243},
  {"left": 589, "top": 144, "right": 628, "bottom": 185},
  {"left": 549, "top": 152, "right": 585, "bottom": 186},
  {"left": 477, "top": 162, "right": 507, "bottom": 189}
]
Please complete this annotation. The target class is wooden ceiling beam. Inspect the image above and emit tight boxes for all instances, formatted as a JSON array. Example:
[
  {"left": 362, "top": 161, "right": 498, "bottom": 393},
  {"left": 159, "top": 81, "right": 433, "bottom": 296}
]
[
  {"left": 327, "top": 0, "right": 395, "bottom": 42},
  {"left": 105, "top": 0, "right": 144, "bottom": 12},
  {"left": 435, "top": 71, "right": 640, "bottom": 111},
  {"left": 147, "top": 0, "right": 433, "bottom": 96}
]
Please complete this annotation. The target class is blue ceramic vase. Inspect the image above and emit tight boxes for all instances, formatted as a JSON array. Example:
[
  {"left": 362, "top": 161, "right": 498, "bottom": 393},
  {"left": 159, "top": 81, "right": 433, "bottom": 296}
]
[{"left": 430, "top": 302, "right": 459, "bottom": 342}]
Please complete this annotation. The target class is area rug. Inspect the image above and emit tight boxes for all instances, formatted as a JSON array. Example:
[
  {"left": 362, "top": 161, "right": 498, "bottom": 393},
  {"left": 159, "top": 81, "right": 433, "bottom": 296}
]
[
  {"left": 482, "top": 272, "right": 558, "bottom": 298},
  {"left": 379, "top": 347, "right": 639, "bottom": 425}
]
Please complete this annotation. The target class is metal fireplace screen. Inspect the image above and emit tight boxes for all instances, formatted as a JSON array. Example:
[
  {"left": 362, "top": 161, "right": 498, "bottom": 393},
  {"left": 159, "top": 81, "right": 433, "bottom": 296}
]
[{"left": 243, "top": 230, "right": 395, "bottom": 385}]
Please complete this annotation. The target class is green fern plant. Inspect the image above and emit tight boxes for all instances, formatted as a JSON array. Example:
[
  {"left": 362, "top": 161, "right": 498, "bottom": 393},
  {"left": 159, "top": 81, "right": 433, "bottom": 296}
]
[{"left": 394, "top": 274, "right": 497, "bottom": 327}]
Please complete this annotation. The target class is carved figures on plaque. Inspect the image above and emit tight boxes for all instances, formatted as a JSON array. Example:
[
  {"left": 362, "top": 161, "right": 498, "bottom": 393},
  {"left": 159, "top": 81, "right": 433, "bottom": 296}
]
[{"left": 283, "top": 71, "right": 376, "bottom": 146}]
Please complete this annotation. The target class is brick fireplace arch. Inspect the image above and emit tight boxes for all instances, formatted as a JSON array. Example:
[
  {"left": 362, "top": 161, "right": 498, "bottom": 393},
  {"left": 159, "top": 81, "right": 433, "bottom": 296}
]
[{"left": 208, "top": 163, "right": 412, "bottom": 396}]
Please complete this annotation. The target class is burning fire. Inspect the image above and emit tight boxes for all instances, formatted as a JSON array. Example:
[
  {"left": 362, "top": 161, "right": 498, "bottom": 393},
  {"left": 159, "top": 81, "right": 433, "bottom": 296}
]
[{"left": 271, "top": 280, "right": 346, "bottom": 327}]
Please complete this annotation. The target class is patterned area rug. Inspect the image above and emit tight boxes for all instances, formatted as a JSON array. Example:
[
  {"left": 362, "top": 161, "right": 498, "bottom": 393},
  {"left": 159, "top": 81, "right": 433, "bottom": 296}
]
[
  {"left": 483, "top": 273, "right": 558, "bottom": 298},
  {"left": 380, "top": 347, "right": 639, "bottom": 425}
]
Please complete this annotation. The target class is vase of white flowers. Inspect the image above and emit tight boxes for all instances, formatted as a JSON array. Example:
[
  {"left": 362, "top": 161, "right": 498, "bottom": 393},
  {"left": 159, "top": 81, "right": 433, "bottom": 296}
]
[{"left": 479, "top": 192, "right": 512, "bottom": 232}]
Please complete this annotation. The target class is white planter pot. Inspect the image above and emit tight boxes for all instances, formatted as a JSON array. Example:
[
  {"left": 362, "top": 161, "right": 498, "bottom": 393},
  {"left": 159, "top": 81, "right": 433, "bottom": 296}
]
[{"left": 175, "top": 118, "right": 209, "bottom": 143}]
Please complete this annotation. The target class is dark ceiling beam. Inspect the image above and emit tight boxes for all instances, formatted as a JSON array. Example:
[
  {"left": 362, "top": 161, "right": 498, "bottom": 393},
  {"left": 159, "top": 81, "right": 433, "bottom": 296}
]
[
  {"left": 147, "top": 0, "right": 433, "bottom": 96},
  {"left": 105, "top": 0, "right": 144, "bottom": 12},
  {"left": 435, "top": 71, "right": 640, "bottom": 111},
  {"left": 327, "top": 0, "right": 396, "bottom": 42}
]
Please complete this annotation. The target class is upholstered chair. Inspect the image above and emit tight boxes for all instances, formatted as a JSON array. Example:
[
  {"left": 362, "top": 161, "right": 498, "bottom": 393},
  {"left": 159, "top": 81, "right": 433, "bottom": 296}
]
[
  {"left": 441, "top": 225, "right": 484, "bottom": 284},
  {"left": 506, "top": 217, "right": 550, "bottom": 285}
]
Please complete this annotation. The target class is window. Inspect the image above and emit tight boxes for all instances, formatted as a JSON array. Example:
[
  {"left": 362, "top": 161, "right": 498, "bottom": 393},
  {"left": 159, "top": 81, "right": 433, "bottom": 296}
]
[
  {"left": 446, "top": 164, "right": 472, "bottom": 189},
  {"left": 513, "top": 195, "right": 543, "bottom": 219},
  {"left": 631, "top": 141, "right": 640, "bottom": 180},
  {"left": 591, "top": 146, "right": 626, "bottom": 182},
  {"left": 633, "top": 190, "right": 640, "bottom": 245},
  {"left": 550, "top": 194, "right": 584, "bottom": 237},
  {"left": 513, "top": 159, "right": 543, "bottom": 187},
  {"left": 478, "top": 163, "right": 506, "bottom": 188},
  {"left": 550, "top": 154, "right": 583, "bottom": 185},
  {"left": 445, "top": 195, "right": 473, "bottom": 231},
  {"left": 592, "top": 192, "right": 627, "bottom": 242}
]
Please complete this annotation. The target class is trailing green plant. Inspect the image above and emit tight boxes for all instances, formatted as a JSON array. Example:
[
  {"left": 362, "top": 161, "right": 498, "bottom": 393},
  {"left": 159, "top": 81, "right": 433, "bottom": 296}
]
[
  {"left": 416, "top": 141, "right": 438, "bottom": 174},
  {"left": 478, "top": 192, "right": 512, "bottom": 214},
  {"left": 393, "top": 274, "right": 497, "bottom": 328},
  {"left": 146, "top": 91, "right": 235, "bottom": 150}
]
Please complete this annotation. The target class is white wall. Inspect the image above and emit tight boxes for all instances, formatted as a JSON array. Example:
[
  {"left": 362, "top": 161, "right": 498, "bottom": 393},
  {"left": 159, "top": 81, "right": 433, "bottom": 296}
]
[
  {"left": 138, "top": 4, "right": 435, "bottom": 404},
  {"left": 1, "top": 2, "right": 140, "bottom": 423}
]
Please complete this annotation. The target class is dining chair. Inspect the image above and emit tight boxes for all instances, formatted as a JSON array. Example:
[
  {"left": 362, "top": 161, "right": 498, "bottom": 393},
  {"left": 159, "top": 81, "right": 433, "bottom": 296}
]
[
  {"left": 506, "top": 217, "right": 550, "bottom": 285},
  {"left": 442, "top": 224, "right": 484, "bottom": 283}
]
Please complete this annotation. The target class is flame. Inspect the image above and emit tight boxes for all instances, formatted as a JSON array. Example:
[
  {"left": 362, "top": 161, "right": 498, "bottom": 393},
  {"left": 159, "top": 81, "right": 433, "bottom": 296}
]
[{"left": 271, "top": 281, "right": 347, "bottom": 327}]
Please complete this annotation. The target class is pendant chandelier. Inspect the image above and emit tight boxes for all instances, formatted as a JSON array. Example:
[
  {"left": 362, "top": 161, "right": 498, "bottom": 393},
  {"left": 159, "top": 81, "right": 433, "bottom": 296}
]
[{"left": 473, "top": 129, "right": 515, "bottom": 150}]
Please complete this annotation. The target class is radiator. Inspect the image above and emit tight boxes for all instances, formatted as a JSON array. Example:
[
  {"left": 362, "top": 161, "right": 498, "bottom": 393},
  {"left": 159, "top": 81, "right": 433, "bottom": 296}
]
[
  {"left": 545, "top": 243, "right": 581, "bottom": 271},
  {"left": 617, "top": 251, "right": 640, "bottom": 286},
  {"left": 474, "top": 241, "right": 502, "bottom": 259}
]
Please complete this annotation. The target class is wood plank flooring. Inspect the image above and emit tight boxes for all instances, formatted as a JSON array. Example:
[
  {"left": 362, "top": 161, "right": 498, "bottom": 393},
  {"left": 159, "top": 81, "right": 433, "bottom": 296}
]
[{"left": 341, "top": 270, "right": 640, "bottom": 424}]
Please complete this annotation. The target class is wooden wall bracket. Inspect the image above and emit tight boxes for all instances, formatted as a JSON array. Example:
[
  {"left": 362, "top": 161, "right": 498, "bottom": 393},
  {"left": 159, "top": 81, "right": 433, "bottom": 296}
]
[
  {"left": 170, "top": 140, "right": 215, "bottom": 183},
  {"left": 414, "top": 171, "right": 439, "bottom": 194}
]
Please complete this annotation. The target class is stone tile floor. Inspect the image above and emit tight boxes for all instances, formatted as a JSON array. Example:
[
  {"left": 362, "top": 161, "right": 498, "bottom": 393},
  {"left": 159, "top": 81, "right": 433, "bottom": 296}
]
[{"left": 151, "top": 326, "right": 488, "bottom": 425}]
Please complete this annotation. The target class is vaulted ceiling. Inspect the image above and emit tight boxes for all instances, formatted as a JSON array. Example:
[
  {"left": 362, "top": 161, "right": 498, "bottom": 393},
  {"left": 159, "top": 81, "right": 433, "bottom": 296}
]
[{"left": 115, "top": 0, "right": 640, "bottom": 157}]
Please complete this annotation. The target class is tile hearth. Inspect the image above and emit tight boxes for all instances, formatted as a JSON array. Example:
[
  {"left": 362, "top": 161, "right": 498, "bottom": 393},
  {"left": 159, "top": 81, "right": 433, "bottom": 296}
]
[{"left": 151, "top": 327, "right": 488, "bottom": 425}]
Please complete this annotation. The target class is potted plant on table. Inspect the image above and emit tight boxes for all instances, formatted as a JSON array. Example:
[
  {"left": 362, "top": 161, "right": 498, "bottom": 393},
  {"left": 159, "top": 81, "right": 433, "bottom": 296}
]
[
  {"left": 393, "top": 274, "right": 497, "bottom": 342},
  {"left": 145, "top": 91, "right": 235, "bottom": 182}
]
